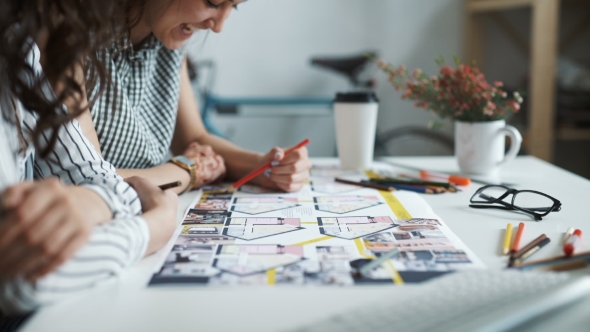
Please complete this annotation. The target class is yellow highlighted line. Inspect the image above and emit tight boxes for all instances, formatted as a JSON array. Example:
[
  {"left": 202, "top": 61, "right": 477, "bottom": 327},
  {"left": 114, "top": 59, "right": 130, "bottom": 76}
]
[
  {"left": 359, "top": 171, "right": 406, "bottom": 284},
  {"left": 301, "top": 222, "right": 318, "bottom": 225},
  {"left": 365, "top": 171, "right": 413, "bottom": 219},
  {"left": 354, "top": 238, "right": 374, "bottom": 259},
  {"left": 386, "top": 260, "right": 404, "bottom": 285},
  {"left": 267, "top": 269, "right": 276, "bottom": 285},
  {"left": 365, "top": 170, "right": 385, "bottom": 179},
  {"left": 379, "top": 190, "right": 413, "bottom": 220},
  {"left": 292, "top": 236, "right": 333, "bottom": 246}
]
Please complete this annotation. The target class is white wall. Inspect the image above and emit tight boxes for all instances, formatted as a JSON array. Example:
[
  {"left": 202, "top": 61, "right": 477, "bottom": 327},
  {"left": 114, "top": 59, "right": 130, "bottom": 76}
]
[{"left": 186, "top": 0, "right": 464, "bottom": 156}]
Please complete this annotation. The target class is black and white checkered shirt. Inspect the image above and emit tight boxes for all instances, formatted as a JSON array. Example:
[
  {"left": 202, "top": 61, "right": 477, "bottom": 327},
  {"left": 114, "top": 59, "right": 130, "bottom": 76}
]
[{"left": 90, "top": 35, "right": 184, "bottom": 169}]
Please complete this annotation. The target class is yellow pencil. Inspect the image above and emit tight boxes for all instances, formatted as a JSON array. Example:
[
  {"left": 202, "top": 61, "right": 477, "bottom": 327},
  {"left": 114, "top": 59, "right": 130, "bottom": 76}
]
[{"left": 502, "top": 223, "right": 513, "bottom": 255}]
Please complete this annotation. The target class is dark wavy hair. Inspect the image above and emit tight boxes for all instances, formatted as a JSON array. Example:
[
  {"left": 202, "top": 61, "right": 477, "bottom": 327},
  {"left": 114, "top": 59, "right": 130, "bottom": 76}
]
[{"left": 0, "top": 0, "right": 137, "bottom": 158}]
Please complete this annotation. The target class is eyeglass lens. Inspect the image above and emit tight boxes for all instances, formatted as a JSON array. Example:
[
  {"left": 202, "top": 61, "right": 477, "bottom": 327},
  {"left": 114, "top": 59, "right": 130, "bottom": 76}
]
[
  {"left": 472, "top": 186, "right": 509, "bottom": 204},
  {"left": 513, "top": 191, "right": 554, "bottom": 213}
]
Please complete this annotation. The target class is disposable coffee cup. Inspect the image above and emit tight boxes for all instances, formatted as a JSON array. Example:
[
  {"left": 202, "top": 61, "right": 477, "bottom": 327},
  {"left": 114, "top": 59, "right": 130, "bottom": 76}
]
[{"left": 333, "top": 92, "right": 379, "bottom": 170}]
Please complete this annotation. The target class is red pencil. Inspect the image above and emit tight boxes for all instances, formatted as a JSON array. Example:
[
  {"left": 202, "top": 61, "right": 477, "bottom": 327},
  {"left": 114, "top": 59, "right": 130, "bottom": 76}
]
[
  {"left": 511, "top": 222, "right": 525, "bottom": 253},
  {"left": 232, "top": 138, "right": 310, "bottom": 189}
]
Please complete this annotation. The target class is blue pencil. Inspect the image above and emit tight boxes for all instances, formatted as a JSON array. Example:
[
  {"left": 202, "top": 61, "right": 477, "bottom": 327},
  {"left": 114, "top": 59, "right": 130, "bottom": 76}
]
[{"left": 364, "top": 180, "right": 441, "bottom": 194}]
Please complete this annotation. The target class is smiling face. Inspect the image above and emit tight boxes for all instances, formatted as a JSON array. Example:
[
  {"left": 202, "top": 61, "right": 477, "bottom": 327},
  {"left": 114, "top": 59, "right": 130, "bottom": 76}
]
[{"left": 135, "top": 0, "right": 243, "bottom": 49}]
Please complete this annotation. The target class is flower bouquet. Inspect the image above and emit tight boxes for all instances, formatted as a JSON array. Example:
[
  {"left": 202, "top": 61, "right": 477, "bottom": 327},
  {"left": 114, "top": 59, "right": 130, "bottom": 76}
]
[
  {"left": 373, "top": 56, "right": 524, "bottom": 175},
  {"left": 374, "top": 57, "right": 523, "bottom": 122}
]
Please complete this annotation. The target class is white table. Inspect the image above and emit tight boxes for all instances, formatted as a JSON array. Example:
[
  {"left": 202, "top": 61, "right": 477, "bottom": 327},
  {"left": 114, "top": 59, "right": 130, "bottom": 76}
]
[{"left": 21, "top": 156, "right": 590, "bottom": 332}]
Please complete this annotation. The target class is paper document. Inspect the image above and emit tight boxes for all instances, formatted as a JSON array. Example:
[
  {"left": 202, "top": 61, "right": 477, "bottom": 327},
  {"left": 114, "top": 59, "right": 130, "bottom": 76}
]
[{"left": 148, "top": 162, "right": 484, "bottom": 286}]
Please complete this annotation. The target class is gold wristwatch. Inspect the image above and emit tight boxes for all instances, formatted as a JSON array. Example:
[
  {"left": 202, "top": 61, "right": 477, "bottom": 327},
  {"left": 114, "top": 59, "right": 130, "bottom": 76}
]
[{"left": 168, "top": 155, "right": 197, "bottom": 194}]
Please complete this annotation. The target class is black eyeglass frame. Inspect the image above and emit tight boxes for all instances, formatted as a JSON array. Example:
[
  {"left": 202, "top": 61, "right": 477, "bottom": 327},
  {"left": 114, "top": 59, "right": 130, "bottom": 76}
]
[{"left": 469, "top": 185, "right": 561, "bottom": 221}]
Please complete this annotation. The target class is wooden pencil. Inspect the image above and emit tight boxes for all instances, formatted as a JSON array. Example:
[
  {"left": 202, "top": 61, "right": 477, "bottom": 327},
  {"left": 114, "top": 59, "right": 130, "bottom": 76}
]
[
  {"left": 510, "top": 234, "right": 547, "bottom": 260},
  {"left": 511, "top": 222, "right": 525, "bottom": 253},
  {"left": 335, "top": 178, "right": 395, "bottom": 192},
  {"left": 369, "top": 182, "right": 441, "bottom": 194},
  {"left": 371, "top": 177, "right": 452, "bottom": 189},
  {"left": 511, "top": 238, "right": 550, "bottom": 266},
  {"left": 540, "top": 260, "right": 588, "bottom": 272}
]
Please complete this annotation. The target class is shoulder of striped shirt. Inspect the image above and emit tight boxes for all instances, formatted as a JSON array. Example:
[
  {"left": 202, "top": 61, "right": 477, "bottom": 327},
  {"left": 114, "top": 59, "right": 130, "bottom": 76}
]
[
  {"left": 0, "top": 117, "right": 150, "bottom": 312},
  {"left": 0, "top": 46, "right": 151, "bottom": 314}
]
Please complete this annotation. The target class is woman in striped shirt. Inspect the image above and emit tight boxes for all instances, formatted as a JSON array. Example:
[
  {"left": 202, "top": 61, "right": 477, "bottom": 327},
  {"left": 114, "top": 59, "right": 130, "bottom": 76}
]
[
  {"left": 81, "top": 0, "right": 312, "bottom": 194},
  {"left": 0, "top": 0, "right": 177, "bottom": 318}
]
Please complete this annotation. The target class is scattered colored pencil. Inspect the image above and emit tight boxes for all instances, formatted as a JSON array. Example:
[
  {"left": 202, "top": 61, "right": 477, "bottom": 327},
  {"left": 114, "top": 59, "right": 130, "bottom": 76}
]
[
  {"left": 419, "top": 170, "right": 471, "bottom": 186},
  {"left": 502, "top": 223, "right": 513, "bottom": 255},
  {"left": 366, "top": 181, "right": 443, "bottom": 194},
  {"left": 511, "top": 238, "right": 550, "bottom": 266},
  {"left": 335, "top": 178, "right": 395, "bottom": 192},
  {"left": 511, "top": 234, "right": 547, "bottom": 260},
  {"left": 394, "top": 174, "right": 460, "bottom": 193},
  {"left": 540, "top": 260, "right": 588, "bottom": 272},
  {"left": 512, "top": 250, "right": 590, "bottom": 269},
  {"left": 371, "top": 177, "right": 453, "bottom": 189},
  {"left": 511, "top": 222, "right": 525, "bottom": 253}
]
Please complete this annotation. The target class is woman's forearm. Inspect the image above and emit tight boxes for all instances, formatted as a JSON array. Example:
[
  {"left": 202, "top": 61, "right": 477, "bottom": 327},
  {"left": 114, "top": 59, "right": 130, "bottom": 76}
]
[
  {"left": 142, "top": 209, "right": 177, "bottom": 256},
  {"left": 117, "top": 163, "right": 191, "bottom": 194},
  {"left": 66, "top": 186, "right": 112, "bottom": 227}
]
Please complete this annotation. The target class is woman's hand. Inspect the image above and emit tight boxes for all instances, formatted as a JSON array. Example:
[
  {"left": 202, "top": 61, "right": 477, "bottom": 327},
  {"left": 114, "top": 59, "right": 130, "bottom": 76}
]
[
  {"left": 125, "top": 176, "right": 178, "bottom": 256},
  {"left": 183, "top": 142, "right": 226, "bottom": 188},
  {"left": 254, "top": 145, "right": 312, "bottom": 192},
  {"left": 0, "top": 179, "right": 93, "bottom": 281}
]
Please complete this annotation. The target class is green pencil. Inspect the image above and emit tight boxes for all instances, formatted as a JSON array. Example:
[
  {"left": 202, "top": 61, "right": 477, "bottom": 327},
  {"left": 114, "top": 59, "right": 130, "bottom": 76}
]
[{"left": 370, "top": 177, "right": 452, "bottom": 189}]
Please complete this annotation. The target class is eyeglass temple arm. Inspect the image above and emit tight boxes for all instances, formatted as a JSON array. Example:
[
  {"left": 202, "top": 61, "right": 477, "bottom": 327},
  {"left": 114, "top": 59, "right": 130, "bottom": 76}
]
[
  {"left": 469, "top": 204, "right": 543, "bottom": 221},
  {"left": 478, "top": 194, "right": 513, "bottom": 207},
  {"left": 480, "top": 194, "right": 560, "bottom": 212},
  {"left": 469, "top": 204, "right": 516, "bottom": 211}
]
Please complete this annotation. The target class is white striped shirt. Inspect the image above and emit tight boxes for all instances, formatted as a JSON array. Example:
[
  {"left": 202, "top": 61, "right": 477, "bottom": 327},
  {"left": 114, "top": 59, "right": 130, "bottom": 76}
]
[{"left": 0, "top": 44, "right": 151, "bottom": 314}]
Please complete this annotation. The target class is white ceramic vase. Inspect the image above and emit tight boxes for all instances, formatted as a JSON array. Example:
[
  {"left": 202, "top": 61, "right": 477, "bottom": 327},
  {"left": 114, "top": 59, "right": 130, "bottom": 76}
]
[{"left": 455, "top": 120, "right": 522, "bottom": 176}]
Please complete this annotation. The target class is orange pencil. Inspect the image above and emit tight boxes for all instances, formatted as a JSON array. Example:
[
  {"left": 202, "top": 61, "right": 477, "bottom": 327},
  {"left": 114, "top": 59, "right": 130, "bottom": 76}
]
[
  {"left": 511, "top": 222, "right": 525, "bottom": 253},
  {"left": 232, "top": 139, "right": 310, "bottom": 189}
]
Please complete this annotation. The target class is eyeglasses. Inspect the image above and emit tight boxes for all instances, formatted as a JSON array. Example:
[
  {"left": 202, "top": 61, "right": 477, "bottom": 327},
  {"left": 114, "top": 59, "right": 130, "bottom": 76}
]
[{"left": 469, "top": 185, "right": 561, "bottom": 221}]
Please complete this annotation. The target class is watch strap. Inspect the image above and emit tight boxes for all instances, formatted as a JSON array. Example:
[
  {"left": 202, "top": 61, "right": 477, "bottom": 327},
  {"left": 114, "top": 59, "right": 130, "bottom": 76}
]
[{"left": 168, "top": 156, "right": 198, "bottom": 194}]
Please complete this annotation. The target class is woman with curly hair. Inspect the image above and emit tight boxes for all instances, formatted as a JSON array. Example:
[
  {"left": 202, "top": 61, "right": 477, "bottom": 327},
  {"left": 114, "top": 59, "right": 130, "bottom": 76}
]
[
  {"left": 0, "top": 0, "right": 178, "bottom": 322},
  {"left": 81, "top": 0, "right": 312, "bottom": 195}
]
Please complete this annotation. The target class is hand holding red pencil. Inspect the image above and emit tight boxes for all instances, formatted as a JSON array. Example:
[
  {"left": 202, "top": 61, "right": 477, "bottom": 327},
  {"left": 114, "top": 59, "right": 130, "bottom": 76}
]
[{"left": 233, "top": 139, "right": 311, "bottom": 192}]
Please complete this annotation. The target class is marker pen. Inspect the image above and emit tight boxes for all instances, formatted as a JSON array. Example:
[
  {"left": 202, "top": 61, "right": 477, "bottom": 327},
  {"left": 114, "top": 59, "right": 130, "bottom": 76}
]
[
  {"left": 563, "top": 229, "right": 582, "bottom": 256},
  {"left": 419, "top": 170, "right": 471, "bottom": 186}
]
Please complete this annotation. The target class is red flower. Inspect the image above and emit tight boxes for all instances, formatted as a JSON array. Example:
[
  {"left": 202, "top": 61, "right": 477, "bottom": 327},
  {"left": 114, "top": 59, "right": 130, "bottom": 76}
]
[
  {"left": 412, "top": 68, "right": 423, "bottom": 78},
  {"left": 374, "top": 56, "right": 520, "bottom": 121},
  {"left": 440, "top": 66, "right": 454, "bottom": 77}
]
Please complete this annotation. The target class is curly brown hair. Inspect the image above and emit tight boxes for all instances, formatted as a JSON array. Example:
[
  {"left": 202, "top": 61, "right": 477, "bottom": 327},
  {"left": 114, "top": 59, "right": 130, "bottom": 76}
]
[{"left": 0, "top": 0, "right": 137, "bottom": 158}]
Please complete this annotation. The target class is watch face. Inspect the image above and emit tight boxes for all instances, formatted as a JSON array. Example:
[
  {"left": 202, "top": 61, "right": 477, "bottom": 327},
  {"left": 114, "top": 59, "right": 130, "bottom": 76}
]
[{"left": 174, "top": 155, "right": 195, "bottom": 166}]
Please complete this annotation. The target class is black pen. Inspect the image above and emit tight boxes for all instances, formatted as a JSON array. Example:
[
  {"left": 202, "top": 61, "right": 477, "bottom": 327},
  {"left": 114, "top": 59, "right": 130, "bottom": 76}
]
[{"left": 158, "top": 181, "right": 182, "bottom": 191}]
